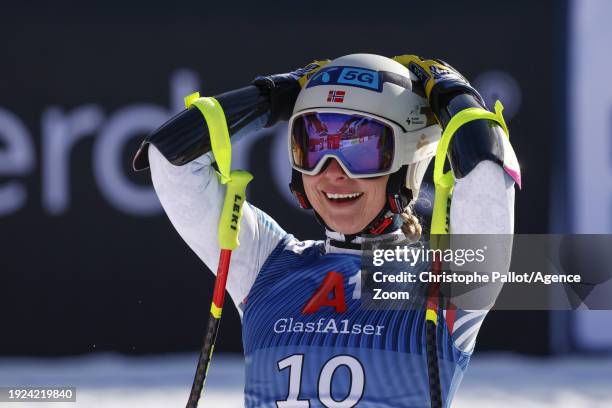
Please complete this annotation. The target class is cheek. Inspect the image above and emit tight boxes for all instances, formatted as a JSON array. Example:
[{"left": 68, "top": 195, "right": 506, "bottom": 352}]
[
  {"left": 302, "top": 174, "right": 319, "bottom": 203},
  {"left": 364, "top": 176, "right": 389, "bottom": 207}
]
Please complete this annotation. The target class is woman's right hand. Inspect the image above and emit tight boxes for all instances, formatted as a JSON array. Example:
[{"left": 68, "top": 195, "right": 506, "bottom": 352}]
[
  {"left": 134, "top": 60, "right": 330, "bottom": 171},
  {"left": 252, "top": 59, "right": 330, "bottom": 127}
]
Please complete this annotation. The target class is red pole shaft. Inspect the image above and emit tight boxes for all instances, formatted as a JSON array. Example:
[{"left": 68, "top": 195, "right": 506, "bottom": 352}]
[{"left": 212, "top": 249, "right": 233, "bottom": 308}]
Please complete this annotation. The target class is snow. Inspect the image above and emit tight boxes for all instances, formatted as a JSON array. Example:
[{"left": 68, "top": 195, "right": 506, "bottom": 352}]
[{"left": 0, "top": 352, "right": 610, "bottom": 407}]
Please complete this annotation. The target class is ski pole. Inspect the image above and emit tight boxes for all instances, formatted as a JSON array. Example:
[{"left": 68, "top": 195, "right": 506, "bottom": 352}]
[
  {"left": 428, "top": 101, "right": 510, "bottom": 408},
  {"left": 427, "top": 161, "right": 449, "bottom": 408},
  {"left": 182, "top": 93, "right": 253, "bottom": 408}
]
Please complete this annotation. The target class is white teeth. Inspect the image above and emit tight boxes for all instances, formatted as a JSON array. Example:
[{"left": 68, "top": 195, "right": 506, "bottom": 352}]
[{"left": 325, "top": 192, "right": 363, "bottom": 200}]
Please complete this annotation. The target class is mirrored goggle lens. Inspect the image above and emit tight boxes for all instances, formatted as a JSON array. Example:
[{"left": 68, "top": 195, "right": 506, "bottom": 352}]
[{"left": 290, "top": 112, "right": 394, "bottom": 175}]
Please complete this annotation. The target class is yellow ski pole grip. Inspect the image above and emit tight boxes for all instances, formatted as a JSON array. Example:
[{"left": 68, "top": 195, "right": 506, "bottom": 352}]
[{"left": 218, "top": 170, "right": 253, "bottom": 250}]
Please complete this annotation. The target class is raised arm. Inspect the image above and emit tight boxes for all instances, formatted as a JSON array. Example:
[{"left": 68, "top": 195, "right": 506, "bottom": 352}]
[
  {"left": 448, "top": 160, "right": 516, "bottom": 352},
  {"left": 148, "top": 145, "right": 286, "bottom": 314},
  {"left": 392, "top": 54, "right": 521, "bottom": 352},
  {"left": 138, "top": 61, "right": 331, "bottom": 313}
]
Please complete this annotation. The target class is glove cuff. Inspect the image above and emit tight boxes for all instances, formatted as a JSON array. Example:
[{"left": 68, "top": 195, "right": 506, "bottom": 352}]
[
  {"left": 251, "top": 74, "right": 301, "bottom": 127},
  {"left": 429, "top": 82, "right": 486, "bottom": 128}
]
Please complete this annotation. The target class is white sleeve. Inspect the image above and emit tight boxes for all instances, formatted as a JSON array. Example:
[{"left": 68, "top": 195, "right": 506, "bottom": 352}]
[
  {"left": 450, "top": 160, "right": 515, "bottom": 235},
  {"left": 148, "top": 145, "right": 287, "bottom": 314},
  {"left": 447, "top": 160, "right": 516, "bottom": 352}
]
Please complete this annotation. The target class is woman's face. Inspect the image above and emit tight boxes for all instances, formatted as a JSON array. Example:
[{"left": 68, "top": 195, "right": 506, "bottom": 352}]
[{"left": 302, "top": 158, "right": 388, "bottom": 235}]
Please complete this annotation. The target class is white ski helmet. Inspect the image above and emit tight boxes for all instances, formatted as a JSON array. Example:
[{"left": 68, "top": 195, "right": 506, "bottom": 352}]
[{"left": 288, "top": 53, "right": 441, "bottom": 214}]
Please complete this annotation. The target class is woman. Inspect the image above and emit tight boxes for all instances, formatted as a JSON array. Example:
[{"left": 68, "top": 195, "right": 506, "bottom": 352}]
[{"left": 141, "top": 54, "right": 519, "bottom": 407}]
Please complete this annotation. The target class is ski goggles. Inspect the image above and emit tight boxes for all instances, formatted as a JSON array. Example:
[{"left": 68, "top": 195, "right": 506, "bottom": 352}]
[{"left": 289, "top": 109, "right": 440, "bottom": 178}]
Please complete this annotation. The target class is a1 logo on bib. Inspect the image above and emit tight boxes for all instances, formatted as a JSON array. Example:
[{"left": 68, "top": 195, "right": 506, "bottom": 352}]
[{"left": 301, "top": 270, "right": 361, "bottom": 314}]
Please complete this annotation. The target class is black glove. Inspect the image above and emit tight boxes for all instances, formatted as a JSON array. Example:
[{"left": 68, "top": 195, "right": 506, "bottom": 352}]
[
  {"left": 393, "top": 54, "right": 521, "bottom": 185},
  {"left": 133, "top": 60, "right": 330, "bottom": 171},
  {"left": 392, "top": 54, "right": 485, "bottom": 127},
  {"left": 252, "top": 60, "right": 330, "bottom": 127}
]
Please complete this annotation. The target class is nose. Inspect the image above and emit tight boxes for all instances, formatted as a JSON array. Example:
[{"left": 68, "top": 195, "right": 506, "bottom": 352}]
[{"left": 321, "top": 158, "right": 348, "bottom": 180}]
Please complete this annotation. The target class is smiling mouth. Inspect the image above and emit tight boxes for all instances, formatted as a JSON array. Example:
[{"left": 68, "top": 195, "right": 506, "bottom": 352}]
[{"left": 324, "top": 191, "right": 364, "bottom": 203}]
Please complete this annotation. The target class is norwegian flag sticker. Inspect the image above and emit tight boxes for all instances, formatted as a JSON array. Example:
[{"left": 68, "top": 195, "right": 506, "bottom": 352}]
[{"left": 327, "top": 90, "right": 346, "bottom": 103}]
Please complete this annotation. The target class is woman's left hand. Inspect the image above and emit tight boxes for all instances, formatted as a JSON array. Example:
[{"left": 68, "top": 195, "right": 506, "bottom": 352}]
[{"left": 392, "top": 54, "right": 485, "bottom": 123}]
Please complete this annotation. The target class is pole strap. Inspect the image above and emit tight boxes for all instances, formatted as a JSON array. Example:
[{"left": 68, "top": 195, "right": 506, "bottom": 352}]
[{"left": 184, "top": 92, "right": 253, "bottom": 250}]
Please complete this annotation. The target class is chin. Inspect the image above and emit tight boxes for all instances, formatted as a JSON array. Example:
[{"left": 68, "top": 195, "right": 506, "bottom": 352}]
[
  {"left": 326, "top": 218, "right": 367, "bottom": 235},
  {"left": 337, "top": 226, "right": 363, "bottom": 235}
]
